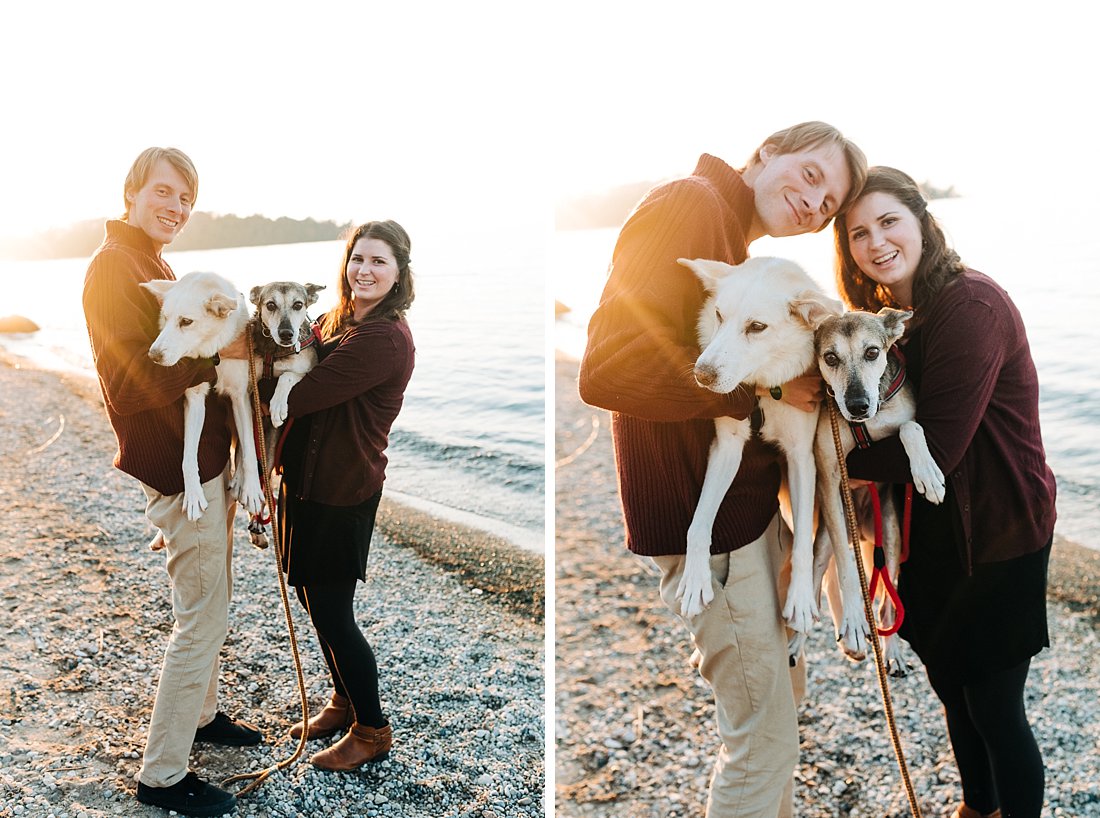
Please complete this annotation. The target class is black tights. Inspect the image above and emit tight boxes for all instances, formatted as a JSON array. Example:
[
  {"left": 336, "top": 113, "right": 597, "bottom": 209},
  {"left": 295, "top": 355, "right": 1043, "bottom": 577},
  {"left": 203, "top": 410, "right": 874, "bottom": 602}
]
[
  {"left": 926, "top": 659, "right": 1044, "bottom": 818},
  {"left": 294, "top": 579, "right": 387, "bottom": 729}
]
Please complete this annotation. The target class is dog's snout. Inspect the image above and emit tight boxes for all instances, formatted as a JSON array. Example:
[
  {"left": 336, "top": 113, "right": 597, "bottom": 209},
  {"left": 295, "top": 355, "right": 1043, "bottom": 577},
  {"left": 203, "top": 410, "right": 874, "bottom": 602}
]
[
  {"left": 148, "top": 348, "right": 164, "bottom": 364},
  {"left": 279, "top": 328, "right": 295, "bottom": 342},
  {"left": 694, "top": 363, "right": 717, "bottom": 389},
  {"left": 847, "top": 394, "right": 870, "bottom": 418}
]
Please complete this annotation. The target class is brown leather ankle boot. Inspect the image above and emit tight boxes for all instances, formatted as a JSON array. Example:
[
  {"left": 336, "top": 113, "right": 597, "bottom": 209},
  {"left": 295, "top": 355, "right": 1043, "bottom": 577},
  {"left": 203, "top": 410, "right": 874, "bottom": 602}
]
[
  {"left": 309, "top": 722, "right": 392, "bottom": 771},
  {"left": 288, "top": 693, "right": 353, "bottom": 741},
  {"left": 951, "top": 805, "right": 1002, "bottom": 818}
]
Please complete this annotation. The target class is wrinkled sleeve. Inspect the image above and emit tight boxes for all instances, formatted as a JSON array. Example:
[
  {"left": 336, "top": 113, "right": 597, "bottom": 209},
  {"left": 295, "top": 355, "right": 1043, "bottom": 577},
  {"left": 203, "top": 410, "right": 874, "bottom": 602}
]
[
  {"left": 578, "top": 181, "right": 755, "bottom": 421},
  {"left": 286, "top": 323, "right": 409, "bottom": 417},
  {"left": 83, "top": 251, "right": 213, "bottom": 416}
]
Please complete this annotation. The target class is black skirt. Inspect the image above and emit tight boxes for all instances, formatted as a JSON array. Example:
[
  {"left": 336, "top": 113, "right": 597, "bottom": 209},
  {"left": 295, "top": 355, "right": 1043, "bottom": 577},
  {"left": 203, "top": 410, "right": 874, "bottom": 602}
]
[
  {"left": 277, "top": 473, "right": 382, "bottom": 587},
  {"left": 896, "top": 491, "right": 1051, "bottom": 686}
]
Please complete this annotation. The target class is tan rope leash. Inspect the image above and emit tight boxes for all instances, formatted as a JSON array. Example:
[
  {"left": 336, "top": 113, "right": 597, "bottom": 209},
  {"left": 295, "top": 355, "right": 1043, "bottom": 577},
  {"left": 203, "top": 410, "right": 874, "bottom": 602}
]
[
  {"left": 828, "top": 399, "right": 923, "bottom": 818},
  {"left": 221, "top": 325, "right": 312, "bottom": 797}
]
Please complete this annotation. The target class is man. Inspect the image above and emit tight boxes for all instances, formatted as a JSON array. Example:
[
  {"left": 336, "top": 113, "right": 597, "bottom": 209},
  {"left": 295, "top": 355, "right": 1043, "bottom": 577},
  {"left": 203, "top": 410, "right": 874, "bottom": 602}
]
[
  {"left": 83, "top": 147, "right": 261, "bottom": 817},
  {"left": 579, "top": 122, "right": 867, "bottom": 817}
]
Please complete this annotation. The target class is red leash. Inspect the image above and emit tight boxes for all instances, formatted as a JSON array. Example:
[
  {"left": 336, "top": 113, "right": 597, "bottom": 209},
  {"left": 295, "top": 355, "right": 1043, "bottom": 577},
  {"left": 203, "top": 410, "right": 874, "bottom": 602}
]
[{"left": 865, "top": 483, "right": 913, "bottom": 636}]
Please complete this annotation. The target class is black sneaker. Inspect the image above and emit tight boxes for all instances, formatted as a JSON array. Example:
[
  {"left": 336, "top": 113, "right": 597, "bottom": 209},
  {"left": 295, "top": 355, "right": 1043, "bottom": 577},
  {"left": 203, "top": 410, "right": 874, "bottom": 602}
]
[
  {"left": 194, "top": 711, "right": 263, "bottom": 746},
  {"left": 136, "top": 770, "right": 236, "bottom": 816}
]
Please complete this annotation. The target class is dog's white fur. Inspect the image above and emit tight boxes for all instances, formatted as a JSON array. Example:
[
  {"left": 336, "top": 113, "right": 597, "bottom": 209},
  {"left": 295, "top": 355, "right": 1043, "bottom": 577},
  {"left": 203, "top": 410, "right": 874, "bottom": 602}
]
[
  {"left": 809, "top": 308, "right": 946, "bottom": 676},
  {"left": 141, "top": 272, "right": 264, "bottom": 521},
  {"left": 676, "top": 257, "right": 841, "bottom": 644}
]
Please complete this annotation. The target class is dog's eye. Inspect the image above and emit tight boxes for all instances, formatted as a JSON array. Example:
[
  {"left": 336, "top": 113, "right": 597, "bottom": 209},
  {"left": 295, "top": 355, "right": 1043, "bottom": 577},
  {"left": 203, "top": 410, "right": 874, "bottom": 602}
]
[
  {"left": 266, "top": 301, "right": 277, "bottom": 312},
  {"left": 178, "top": 317, "right": 193, "bottom": 328},
  {"left": 746, "top": 321, "right": 767, "bottom": 334},
  {"left": 822, "top": 352, "right": 839, "bottom": 367},
  {"left": 864, "top": 347, "right": 880, "bottom": 361},
  {"left": 293, "top": 302, "right": 304, "bottom": 311}
]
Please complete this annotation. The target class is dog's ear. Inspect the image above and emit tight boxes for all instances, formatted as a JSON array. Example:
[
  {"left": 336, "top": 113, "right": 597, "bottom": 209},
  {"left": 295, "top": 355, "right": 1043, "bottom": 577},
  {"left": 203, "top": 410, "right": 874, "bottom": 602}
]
[
  {"left": 139, "top": 280, "right": 175, "bottom": 303},
  {"left": 249, "top": 286, "right": 263, "bottom": 306},
  {"left": 304, "top": 283, "right": 325, "bottom": 306},
  {"left": 678, "top": 258, "right": 729, "bottom": 293},
  {"left": 205, "top": 293, "right": 238, "bottom": 320},
  {"left": 792, "top": 294, "right": 844, "bottom": 330},
  {"left": 877, "top": 307, "right": 913, "bottom": 345}
]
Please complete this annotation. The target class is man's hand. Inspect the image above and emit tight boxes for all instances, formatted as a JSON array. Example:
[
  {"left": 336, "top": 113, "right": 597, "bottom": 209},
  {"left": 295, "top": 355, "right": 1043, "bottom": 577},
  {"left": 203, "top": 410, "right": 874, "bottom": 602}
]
[
  {"left": 219, "top": 333, "right": 250, "bottom": 360},
  {"left": 759, "top": 371, "right": 824, "bottom": 413}
]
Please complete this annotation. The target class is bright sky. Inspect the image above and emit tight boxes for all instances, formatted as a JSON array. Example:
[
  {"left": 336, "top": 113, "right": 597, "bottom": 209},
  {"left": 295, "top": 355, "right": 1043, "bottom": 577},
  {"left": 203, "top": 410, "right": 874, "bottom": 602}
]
[
  {"left": 1, "top": 2, "right": 1095, "bottom": 242},
  {"left": 0, "top": 1, "right": 549, "bottom": 241}
]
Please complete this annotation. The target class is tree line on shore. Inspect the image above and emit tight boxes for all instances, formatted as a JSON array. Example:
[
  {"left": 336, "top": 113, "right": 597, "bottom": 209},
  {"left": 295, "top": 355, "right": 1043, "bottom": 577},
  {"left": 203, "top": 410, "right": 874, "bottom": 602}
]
[{"left": 0, "top": 213, "right": 352, "bottom": 260}]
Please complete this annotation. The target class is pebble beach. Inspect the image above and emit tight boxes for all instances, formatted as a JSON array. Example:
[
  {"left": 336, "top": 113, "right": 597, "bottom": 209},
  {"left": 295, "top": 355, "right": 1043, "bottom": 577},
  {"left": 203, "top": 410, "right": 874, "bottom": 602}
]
[
  {"left": 0, "top": 353, "right": 545, "bottom": 818},
  {"left": 554, "top": 353, "right": 1100, "bottom": 818}
]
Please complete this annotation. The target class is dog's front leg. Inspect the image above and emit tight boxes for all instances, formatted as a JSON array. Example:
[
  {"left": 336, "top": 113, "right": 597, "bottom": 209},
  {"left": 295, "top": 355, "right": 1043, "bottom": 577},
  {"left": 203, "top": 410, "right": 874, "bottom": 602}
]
[
  {"left": 181, "top": 383, "right": 211, "bottom": 520},
  {"left": 217, "top": 362, "right": 265, "bottom": 515},
  {"left": 814, "top": 427, "right": 871, "bottom": 662},
  {"left": 779, "top": 419, "right": 820, "bottom": 638},
  {"left": 679, "top": 417, "right": 749, "bottom": 619},
  {"left": 268, "top": 371, "right": 304, "bottom": 428},
  {"left": 898, "top": 420, "right": 946, "bottom": 504},
  {"left": 877, "top": 487, "right": 911, "bottom": 677}
]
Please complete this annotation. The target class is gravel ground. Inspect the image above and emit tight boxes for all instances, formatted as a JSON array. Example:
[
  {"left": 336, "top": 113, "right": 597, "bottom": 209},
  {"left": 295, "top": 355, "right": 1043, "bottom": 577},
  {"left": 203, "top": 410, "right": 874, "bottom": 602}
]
[
  {"left": 554, "top": 353, "right": 1100, "bottom": 818},
  {"left": 0, "top": 355, "right": 545, "bottom": 818}
]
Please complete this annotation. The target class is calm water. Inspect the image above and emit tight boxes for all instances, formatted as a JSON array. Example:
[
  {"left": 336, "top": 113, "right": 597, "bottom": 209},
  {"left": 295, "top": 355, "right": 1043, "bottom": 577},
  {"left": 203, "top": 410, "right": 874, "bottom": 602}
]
[
  {"left": 1, "top": 229, "right": 545, "bottom": 552},
  {"left": 554, "top": 195, "right": 1100, "bottom": 552}
]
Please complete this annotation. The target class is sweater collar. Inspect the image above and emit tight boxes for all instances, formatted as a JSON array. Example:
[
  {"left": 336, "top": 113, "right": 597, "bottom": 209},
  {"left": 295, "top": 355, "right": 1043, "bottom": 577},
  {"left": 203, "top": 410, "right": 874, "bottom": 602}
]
[
  {"left": 693, "top": 153, "right": 756, "bottom": 233},
  {"left": 104, "top": 219, "right": 162, "bottom": 257}
]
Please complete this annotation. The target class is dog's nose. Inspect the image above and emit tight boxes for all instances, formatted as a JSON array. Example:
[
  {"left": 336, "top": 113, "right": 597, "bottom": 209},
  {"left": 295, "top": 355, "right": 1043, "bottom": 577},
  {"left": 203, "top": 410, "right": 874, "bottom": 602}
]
[
  {"left": 148, "top": 349, "right": 163, "bottom": 364},
  {"left": 279, "top": 328, "right": 295, "bottom": 343},
  {"left": 847, "top": 395, "right": 870, "bottom": 418},
  {"left": 694, "top": 364, "right": 718, "bottom": 389}
]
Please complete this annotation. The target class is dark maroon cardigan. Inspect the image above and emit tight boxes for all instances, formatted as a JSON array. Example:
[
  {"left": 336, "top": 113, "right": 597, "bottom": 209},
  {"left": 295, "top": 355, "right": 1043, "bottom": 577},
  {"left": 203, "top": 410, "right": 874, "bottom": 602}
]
[
  {"left": 83, "top": 221, "right": 228, "bottom": 495},
  {"left": 846, "top": 269, "right": 1057, "bottom": 570},
  {"left": 283, "top": 316, "right": 414, "bottom": 506},
  {"left": 578, "top": 154, "right": 782, "bottom": 557}
]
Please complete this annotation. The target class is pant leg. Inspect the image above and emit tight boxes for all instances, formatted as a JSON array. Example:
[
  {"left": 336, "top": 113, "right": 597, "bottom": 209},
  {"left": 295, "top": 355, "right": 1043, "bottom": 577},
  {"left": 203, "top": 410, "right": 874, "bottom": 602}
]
[
  {"left": 654, "top": 518, "right": 799, "bottom": 818},
  {"left": 198, "top": 488, "right": 238, "bottom": 726},
  {"left": 138, "top": 474, "right": 236, "bottom": 788}
]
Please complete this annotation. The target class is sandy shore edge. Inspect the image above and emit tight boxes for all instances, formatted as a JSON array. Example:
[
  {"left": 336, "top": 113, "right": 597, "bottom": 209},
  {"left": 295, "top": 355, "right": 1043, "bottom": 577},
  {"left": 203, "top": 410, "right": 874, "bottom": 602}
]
[{"left": 0, "top": 347, "right": 544, "bottom": 624}]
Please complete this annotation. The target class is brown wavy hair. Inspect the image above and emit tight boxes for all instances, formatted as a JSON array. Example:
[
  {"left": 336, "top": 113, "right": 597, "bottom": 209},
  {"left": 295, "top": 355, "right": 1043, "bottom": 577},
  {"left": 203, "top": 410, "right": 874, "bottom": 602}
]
[
  {"left": 320, "top": 220, "right": 415, "bottom": 339},
  {"left": 833, "top": 166, "right": 965, "bottom": 312}
]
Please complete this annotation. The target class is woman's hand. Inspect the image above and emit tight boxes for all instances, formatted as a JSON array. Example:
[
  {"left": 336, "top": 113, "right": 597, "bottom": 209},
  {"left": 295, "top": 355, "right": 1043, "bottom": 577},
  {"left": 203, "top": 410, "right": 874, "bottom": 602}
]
[{"left": 219, "top": 333, "right": 250, "bottom": 360}]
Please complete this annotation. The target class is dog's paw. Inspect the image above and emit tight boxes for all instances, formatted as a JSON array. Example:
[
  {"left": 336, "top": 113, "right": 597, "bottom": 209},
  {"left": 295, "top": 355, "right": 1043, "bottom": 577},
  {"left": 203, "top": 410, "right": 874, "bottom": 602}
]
[
  {"left": 183, "top": 489, "right": 209, "bottom": 521},
  {"left": 676, "top": 560, "right": 714, "bottom": 619},
  {"left": 237, "top": 480, "right": 266, "bottom": 516},
  {"left": 787, "top": 632, "right": 808, "bottom": 667},
  {"left": 882, "top": 635, "right": 912, "bottom": 678},
  {"left": 911, "top": 459, "right": 946, "bottom": 505},
  {"left": 782, "top": 589, "right": 819, "bottom": 636},
  {"left": 836, "top": 608, "right": 871, "bottom": 662},
  {"left": 269, "top": 397, "right": 289, "bottom": 428}
]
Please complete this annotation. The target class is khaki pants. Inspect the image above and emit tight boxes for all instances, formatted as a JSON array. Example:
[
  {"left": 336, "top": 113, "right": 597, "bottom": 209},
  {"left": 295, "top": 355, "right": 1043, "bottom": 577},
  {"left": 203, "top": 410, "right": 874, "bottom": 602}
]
[
  {"left": 653, "top": 517, "right": 805, "bottom": 818},
  {"left": 138, "top": 474, "right": 236, "bottom": 788}
]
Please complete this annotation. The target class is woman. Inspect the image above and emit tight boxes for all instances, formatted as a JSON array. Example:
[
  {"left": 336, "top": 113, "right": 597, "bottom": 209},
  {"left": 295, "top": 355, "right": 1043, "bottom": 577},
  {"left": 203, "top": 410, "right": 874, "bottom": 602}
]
[
  {"left": 276, "top": 219, "right": 415, "bottom": 771},
  {"left": 835, "top": 168, "right": 1055, "bottom": 818}
]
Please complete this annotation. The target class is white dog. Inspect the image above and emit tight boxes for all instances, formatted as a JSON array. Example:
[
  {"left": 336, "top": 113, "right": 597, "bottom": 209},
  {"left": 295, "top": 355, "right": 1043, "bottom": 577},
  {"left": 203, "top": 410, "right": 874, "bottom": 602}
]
[
  {"left": 810, "top": 308, "right": 946, "bottom": 676},
  {"left": 676, "top": 257, "right": 840, "bottom": 646}
]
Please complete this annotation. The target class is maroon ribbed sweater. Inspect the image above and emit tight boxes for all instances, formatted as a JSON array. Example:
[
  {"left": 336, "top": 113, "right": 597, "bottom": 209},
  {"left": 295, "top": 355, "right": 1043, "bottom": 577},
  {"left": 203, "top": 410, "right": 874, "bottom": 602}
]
[
  {"left": 578, "top": 154, "right": 781, "bottom": 556},
  {"left": 846, "top": 270, "right": 1056, "bottom": 570},
  {"left": 83, "top": 220, "right": 230, "bottom": 495}
]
